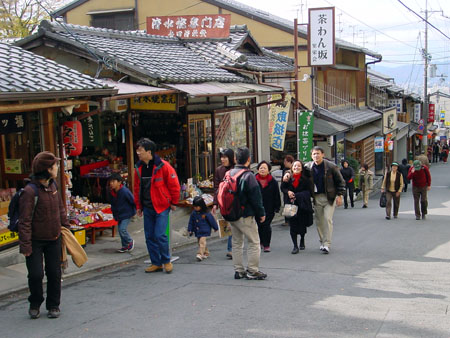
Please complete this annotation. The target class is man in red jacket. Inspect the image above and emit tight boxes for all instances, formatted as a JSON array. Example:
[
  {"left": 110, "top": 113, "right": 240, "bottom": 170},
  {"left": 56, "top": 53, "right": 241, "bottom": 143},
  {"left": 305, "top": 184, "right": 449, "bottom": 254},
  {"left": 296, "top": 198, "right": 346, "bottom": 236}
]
[
  {"left": 407, "top": 160, "right": 431, "bottom": 220},
  {"left": 134, "top": 138, "right": 180, "bottom": 273}
]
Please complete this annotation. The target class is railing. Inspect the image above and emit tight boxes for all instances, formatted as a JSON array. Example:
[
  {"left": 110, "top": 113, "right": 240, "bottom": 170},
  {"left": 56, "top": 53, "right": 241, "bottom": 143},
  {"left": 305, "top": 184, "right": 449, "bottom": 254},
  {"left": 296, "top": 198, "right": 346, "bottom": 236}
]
[
  {"left": 368, "top": 86, "right": 389, "bottom": 110},
  {"left": 314, "top": 82, "right": 357, "bottom": 111}
]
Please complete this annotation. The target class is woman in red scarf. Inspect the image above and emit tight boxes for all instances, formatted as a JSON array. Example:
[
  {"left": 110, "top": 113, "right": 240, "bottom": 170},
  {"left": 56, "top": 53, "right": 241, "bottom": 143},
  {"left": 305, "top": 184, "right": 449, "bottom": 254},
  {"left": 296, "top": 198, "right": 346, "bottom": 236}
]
[
  {"left": 255, "top": 161, "right": 281, "bottom": 252},
  {"left": 280, "top": 160, "right": 314, "bottom": 254}
]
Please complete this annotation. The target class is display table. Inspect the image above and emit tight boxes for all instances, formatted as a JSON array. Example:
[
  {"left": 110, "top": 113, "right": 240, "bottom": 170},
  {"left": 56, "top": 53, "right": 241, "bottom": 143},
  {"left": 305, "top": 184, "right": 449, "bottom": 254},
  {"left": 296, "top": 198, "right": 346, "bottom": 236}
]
[{"left": 82, "top": 219, "right": 117, "bottom": 244}]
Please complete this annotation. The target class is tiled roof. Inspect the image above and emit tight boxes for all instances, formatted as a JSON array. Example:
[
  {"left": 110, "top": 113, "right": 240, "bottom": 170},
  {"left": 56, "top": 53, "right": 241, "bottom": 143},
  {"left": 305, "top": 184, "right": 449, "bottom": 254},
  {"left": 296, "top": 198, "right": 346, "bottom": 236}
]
[
  {"left": 368, "top": 71, "right": 421, "bottom": 99},
  {"left": 317, "top": 107, "right": 382, "bottom": 128},
  {"left": 0, "top": 41, "right": 114, "bottom": 99},
  {"left": 21, "top": 21, "right": 250, "bottom": 84}
]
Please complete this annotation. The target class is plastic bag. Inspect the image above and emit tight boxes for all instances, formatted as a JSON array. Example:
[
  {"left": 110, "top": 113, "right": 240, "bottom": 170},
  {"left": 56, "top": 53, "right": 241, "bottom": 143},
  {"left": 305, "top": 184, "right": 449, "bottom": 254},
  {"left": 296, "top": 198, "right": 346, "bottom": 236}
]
[{"left": 282, "top": 204, "right": 298, "bottom": 218}]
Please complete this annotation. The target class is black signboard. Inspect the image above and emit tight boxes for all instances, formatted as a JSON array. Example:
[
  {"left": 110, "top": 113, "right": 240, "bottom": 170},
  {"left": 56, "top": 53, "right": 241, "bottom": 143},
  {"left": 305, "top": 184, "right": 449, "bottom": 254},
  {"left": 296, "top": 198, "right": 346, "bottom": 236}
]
[{"left": 0, "top": 113, "right": 26, "bottom": 134}]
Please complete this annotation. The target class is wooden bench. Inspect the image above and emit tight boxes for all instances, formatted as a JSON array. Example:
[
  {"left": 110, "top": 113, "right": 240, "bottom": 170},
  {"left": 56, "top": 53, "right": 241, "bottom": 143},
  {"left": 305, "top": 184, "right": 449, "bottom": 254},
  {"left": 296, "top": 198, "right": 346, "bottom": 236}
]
[{"left": 83, "top": 220, "right": 117, "bottom": 244}]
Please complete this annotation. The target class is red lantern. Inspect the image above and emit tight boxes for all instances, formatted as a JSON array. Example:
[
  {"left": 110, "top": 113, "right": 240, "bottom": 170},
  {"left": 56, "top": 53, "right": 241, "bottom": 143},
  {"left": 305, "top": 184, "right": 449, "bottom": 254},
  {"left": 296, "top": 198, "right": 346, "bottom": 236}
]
[{"left": 63, "top": 121, "right": 83, "bottom": 156}]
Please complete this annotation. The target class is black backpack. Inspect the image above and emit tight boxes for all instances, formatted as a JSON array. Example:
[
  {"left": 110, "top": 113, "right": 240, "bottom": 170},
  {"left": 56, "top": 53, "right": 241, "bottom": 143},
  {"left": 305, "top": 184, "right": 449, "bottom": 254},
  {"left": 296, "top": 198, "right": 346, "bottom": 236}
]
[{"left": 8, "top": 183, "right": 39, "bottom": 233}]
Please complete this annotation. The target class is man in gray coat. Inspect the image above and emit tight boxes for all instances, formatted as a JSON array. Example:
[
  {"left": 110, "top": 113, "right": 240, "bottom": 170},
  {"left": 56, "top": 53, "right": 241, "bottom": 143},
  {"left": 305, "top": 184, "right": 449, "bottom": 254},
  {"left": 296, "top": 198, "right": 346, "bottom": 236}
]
[{"left": 304, "top": 146, "right": 346, "bottom": 254}]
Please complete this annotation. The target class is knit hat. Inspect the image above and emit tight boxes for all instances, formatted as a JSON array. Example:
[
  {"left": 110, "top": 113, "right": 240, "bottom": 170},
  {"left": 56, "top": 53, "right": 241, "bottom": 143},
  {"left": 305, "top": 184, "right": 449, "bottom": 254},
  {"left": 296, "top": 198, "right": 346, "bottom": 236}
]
[
  {"left": 413, "top": 160, "right": 422, "bottom": 170},
  {"left": 391, "top": 162, "right": 399, "bottom": 167},
  {"left": 32, "top": 151, "right": 60, "bottom": 174}
]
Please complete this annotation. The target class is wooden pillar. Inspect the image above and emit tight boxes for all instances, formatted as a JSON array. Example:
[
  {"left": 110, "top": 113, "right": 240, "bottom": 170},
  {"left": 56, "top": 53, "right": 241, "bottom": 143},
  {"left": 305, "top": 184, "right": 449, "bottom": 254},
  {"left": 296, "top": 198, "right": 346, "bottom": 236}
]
[
  {"left": 58, "top": 124, "right": 67, "bottom": 209},
  {"left": 0, "top": 135, "right": 8, "bottom": 188},
  {"left": 41, "top": 108, "right": 57, "bottom": 154},
  {"left": 126, "top": 112, "right": 135, "bottom": 190}
]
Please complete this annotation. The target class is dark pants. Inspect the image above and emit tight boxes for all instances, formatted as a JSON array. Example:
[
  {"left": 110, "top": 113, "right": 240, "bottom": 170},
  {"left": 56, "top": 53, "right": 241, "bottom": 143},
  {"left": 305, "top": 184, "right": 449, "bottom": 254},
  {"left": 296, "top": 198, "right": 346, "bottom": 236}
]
[
  {"left": 413, "top": 186, "right": 428, "bottom": 218},
  {"left": 433, "top": 153, "right": 440, "bottom": 163},
  {"left": 256, "top": 213, "right": 274, "bottom": 247},
  {"left": 403, "top": 182, "right": 408, "bottom": 192},
  {"left": 25, "top": 237, "right": 62, "bottom": 310},
  {"left": 386, "top": 191, "right": 400, "bottom": 217},
  {"left": 344, "top": 185, "right": 354, "bottom": 207}
]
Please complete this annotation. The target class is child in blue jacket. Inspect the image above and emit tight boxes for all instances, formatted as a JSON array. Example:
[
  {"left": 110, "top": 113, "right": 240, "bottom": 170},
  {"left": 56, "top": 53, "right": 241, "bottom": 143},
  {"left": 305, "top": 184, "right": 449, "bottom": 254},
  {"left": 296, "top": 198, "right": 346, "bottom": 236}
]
[
  {"left": 109, "top": 173, "right": 136, "bottom": 253},
  {"left": 188, "top": 196, "right": 218, "bottom": 261}
]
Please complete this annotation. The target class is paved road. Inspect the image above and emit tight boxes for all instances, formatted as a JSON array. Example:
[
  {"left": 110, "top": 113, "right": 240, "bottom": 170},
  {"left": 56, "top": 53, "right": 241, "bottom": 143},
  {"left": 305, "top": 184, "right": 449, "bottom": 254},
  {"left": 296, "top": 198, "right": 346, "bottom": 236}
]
[{"left": 1, "top": 163, "right": 449, "bottom": 338}]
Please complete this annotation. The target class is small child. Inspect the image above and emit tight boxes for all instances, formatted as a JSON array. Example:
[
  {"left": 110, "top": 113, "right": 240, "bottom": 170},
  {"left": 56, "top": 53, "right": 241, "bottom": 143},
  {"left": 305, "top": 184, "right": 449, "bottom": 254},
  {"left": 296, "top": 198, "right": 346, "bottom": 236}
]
[
  {"left": 108, "top": 173, "right": 136, "bottom": 253},
  {"left": 188, "top": 196, "right": 218, "bottom": 261}
]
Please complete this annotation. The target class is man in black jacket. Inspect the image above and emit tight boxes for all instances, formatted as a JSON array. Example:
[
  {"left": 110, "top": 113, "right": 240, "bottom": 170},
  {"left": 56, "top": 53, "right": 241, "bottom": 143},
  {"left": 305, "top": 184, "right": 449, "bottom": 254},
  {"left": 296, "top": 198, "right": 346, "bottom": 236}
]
[{"left": 229, "top": 147, "right": 267, "bottom": 280}]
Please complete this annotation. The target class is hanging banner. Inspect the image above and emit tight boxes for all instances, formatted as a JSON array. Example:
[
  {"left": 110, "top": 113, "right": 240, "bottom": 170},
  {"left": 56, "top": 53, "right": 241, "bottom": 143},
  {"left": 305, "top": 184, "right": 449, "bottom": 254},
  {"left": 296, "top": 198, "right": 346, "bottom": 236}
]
[
  {"left": 414, "top": 103, "right": 421, "bottom": 122},
  {"left": 308, "top": 7, "right": 335, "bottom": 66},
  {"left": 81, "top": 115, "right": 102, "bottom": 147},
  {"left": 147, "top": 14, "right": 231, "bottom": 39},
  {"left": 388, "top": 98, "right": 402, "bottom": 113},
  {"left": 63, "top": 121, "right": 83, "bottom": 156},
  {"left": 0, "top": 113, "right": 25, "bottom": 134},
  {"left": 269, "top": 94, "right": 291, "bottom": 151},
  {"left": 297, "top": 110, "right": 314, "bottom": 161},
  {"left": 374, "top": 136, "right": 384, "bottom": 153},
  {"left": 428, "top": 103, "right": 435, "bottom": 122}
]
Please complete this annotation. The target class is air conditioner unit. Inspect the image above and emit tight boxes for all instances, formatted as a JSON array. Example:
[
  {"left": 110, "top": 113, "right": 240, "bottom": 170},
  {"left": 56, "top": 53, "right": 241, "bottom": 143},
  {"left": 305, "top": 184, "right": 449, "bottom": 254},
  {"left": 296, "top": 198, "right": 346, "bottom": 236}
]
[{"left": 110, "top": 99, "right": 128, "bottom": 113}]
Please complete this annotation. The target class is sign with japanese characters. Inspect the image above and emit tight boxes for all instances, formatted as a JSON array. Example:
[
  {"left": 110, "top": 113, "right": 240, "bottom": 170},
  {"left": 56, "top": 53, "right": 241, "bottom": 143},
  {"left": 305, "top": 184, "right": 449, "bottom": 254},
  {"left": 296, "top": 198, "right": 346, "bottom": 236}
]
[
  {"left": 428, "top": 103, "right": 435, "bottom": 122},
  {"left": 308, "top": 7, "right": 335, "bottom": 66},
  {"left": 297, "top": 110, "right": 314, "bottom": 161},
  {"left": 147, "top": 14, "right": 231, "bottom": 39},
  {"left": 374, "top": 136, "right": 384, "bottom": 153},
  {"left": 63, "top": 121, "right": 83, "bottom": 156},
  {"left": 269, "top": 94, "right": 291, "bottom": 151},
  {"left": 130, "top": 94, "right": 177, "bottom": 111},
  {"left": 388, "top": 98, "right": 402, "bottom": 113},
  {"left": 0, "top": 113, "right": 25, "bottom": 134},
  {"left": 81, "top": 115, "right": 101, "bottom": 147},
  {"left": 414, "top": 103, "right": 421, "bottom": 122},
  {"left": 383, "top": 107, "right": 397, "bottom": 134}
]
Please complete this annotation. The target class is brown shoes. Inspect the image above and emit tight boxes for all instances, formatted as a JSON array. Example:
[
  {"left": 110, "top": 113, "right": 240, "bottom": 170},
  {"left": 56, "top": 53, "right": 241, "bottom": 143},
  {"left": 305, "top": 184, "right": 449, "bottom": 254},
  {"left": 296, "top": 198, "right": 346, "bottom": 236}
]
[
  {"left": 145, "top": 265, "right": 163, "bottom": 273},
  {"left": 164, "top": 262, "right": 173, "bottom": 273}
]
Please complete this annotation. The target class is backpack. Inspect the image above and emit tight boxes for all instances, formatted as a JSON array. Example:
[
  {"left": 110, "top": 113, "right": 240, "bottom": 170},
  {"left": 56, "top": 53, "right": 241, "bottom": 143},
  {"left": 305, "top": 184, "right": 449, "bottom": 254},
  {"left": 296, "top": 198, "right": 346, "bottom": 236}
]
[
  {"left": 217, "top": 168, "right": 249, "bottom": 222},
  {"left": 7, "top": 183, "right": 39, "bottom": 233}
]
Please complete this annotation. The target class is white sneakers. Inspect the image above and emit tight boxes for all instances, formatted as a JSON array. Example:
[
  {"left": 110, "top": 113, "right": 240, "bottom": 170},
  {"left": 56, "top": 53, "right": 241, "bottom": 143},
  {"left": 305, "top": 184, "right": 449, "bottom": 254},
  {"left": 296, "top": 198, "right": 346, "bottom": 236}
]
[{"left": 320, "top": 245, "right": 330, "bottom": 254}]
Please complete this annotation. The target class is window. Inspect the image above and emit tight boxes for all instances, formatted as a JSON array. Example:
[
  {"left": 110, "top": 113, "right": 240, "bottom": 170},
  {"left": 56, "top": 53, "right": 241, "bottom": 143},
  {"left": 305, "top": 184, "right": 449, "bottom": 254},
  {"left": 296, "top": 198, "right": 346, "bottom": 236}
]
[{"left": 91, "top": 12, "right": 135, "bottom": 31}]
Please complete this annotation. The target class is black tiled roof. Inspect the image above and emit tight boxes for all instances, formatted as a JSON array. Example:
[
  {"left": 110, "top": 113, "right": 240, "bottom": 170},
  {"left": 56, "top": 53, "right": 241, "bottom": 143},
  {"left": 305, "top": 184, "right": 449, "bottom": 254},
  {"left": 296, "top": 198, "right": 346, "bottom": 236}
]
[
  {"left": 317, "top": 107, "right": 382, "bottom": 128},
  {"left": 0, "top": 41, "right": 113, "bottom": 97}
]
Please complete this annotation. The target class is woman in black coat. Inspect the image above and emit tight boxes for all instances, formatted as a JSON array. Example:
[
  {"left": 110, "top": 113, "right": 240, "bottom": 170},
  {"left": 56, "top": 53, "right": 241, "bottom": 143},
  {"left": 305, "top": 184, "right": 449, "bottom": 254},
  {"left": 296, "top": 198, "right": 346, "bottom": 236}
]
[
  {"left": 255, "top": 161, "right": 281, "bottom": 252},
  {"left": 340, "top": 159, "right": 355, "bottom": 208},
  {"left": 280, "top": 160, "right": 314, "bottom": 254}
]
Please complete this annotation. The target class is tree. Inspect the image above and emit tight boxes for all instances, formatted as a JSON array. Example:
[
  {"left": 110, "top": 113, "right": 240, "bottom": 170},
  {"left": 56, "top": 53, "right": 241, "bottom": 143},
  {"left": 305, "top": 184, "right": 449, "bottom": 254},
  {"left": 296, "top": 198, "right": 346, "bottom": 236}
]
[{"left": 0, "top": 0, "right": 68, "bottom": 39}]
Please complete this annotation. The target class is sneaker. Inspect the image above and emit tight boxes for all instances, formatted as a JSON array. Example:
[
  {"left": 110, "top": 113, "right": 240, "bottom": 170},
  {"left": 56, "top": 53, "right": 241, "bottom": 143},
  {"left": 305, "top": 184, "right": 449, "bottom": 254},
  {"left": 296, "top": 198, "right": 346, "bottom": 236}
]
[
  {"left": 394, "top": 215, "right": 398, "bottom": 219},
  {"left": 47, "top": 308, "right": 60, "bottom": 319},
  {"left": 145, "top": 265, "right": 163, "bottom": 273},
  {"left": 362, "top": 205, "right": 367, "bottom": 208},
  {"left": 127, "top": 240, "right": 135, "bottom": 252},
  {"left": 263, "top": 246, "right": 271, "bottom": 252},
  {"left": 300, "top": 245, "right": 305, "bottom": 250},
  {"left": 416, "top": 216, "right": 421, "bottom": 220},
  {"left": 385, "top": 216, "right": 390, "bottom": 220},
  {"left": 422, "top": 214, "right": 426, "bottom": 220},
  {"left": 319, "top": 245, "right": 324, "bottom": 251},
  {"left": 196, "top": 254, "right": 203, "bottom": 261},
  {"left": 28, "top": 308, "right": 40, "bottom": 319},
  {"left": 117, "top": 246, "right": 128, "bottom": 253},
  {"left": 226, "top": 252, "right": 233, "bottom": 260},
  {"left": 322, "top": 246, "right": 330, "bottom": 254},
  {"left": 291, "top": 247, "right": 299, "bottom": 254},
  {"left": 202, "top": 255, "right": 208, "bottom": 260},
  {"left": 246, "top": 270, "right": 267, "bottom": 280},
  {"left": 163, "top": 262, "right": 173, "bottom": 273},
  {"left": 234, "top": 271, "right": 246, "bottom": 279}
]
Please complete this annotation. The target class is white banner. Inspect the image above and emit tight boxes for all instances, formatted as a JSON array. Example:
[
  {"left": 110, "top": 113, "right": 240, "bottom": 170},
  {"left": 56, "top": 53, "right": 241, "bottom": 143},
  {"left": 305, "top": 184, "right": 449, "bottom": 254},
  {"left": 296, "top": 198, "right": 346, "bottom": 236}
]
[
  {"left": 308, "top": 7, "right": 335, "bottom": 66},
  {"left": 269, "top": 94, "right": 291, "bottom": 151}
]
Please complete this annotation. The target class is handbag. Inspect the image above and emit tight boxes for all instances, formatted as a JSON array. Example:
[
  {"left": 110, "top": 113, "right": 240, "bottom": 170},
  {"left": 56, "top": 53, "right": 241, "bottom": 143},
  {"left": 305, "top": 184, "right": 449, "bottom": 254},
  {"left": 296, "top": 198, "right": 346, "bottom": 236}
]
[
  {"left": 379, "top": 192, "right": 387, "bottom": 208},
  {"left": 282, "top": 204, "right": 298, "bottom": 218}
]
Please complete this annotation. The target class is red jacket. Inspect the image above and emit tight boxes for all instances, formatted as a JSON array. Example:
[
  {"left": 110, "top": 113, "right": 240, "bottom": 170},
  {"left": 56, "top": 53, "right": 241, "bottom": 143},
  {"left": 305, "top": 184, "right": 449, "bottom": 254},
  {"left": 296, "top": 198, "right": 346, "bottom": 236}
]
[
  {"left": 133, "top": 155, "right": 180, "bottom": 214},
  {"left": 407, "top": 165, "right": 431, "bottom": 188}
]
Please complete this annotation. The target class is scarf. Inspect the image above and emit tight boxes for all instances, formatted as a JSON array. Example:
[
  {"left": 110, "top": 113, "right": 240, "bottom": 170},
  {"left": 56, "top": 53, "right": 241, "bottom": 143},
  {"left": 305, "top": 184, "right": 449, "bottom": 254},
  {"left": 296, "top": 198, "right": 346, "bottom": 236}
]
[
  {"left": 255, "top": 173, "right": 272, "bottom": 189},
  {"left": 292, "top": 173, "right": 302, "bottom": 188}
]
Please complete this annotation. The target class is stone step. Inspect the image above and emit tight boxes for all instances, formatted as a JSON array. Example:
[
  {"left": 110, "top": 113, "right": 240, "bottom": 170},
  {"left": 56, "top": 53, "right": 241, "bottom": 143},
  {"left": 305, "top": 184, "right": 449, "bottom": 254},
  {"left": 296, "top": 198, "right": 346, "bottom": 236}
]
[{"left": 0, "top": 245, "right": 24, "bottom": 268}]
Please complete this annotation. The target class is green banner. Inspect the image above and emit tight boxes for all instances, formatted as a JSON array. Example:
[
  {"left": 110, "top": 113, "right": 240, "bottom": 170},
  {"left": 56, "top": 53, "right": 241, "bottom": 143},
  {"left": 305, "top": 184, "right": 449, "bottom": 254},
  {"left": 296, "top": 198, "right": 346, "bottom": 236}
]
[
  {"left": 297, "top": 110, "right": 314, "bottom": 162},
  {"left": 81, "top": 114, "right": 102, "bottom": 147}
]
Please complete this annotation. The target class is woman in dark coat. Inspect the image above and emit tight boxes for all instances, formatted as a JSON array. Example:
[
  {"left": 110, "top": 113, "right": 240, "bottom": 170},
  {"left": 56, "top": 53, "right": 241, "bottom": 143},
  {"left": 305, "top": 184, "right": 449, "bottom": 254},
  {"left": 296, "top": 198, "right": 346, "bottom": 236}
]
[
  {"left": 280, "top": 160, "right": 314, "bottom": 254},
  {"left": 340, "top": 159, "right": 355, "bottom": 209},
  {"left": 255, "top": 160, "right": 281, "bottom": 252}
]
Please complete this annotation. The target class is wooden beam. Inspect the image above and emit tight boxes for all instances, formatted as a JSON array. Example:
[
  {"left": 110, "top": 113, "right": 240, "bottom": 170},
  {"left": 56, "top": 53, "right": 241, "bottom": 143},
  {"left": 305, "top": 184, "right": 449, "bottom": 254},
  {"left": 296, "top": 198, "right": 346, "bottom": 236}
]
[
  {"left": 126, "top": 112, "right": 135, "bottom": 192},
  {"left": 42, "top": 109, "right": 56, "bottom": 154},
  {"left": 0, "top": 100, "right": 88, "bottom": 114}
]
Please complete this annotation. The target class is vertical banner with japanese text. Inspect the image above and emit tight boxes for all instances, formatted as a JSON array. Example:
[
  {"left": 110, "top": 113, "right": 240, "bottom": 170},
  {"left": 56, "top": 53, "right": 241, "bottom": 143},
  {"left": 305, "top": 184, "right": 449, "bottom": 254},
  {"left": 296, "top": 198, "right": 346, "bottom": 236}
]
[
  {"left": 308, "top": 7, "right": 335, "bottom": 66},
  {"left": 297, "top": 110, "right": 314, "bottom": 161},
  {"left": 269, "top": 94, "right": 291, "bottom": 151}
]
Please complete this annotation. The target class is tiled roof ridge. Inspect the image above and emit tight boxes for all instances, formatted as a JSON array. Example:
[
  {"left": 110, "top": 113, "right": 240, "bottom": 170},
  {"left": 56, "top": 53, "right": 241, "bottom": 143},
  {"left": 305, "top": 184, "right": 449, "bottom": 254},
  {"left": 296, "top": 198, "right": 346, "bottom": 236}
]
[
  {"left": 229, "top": 24, "right": 248, "bottom": 32},
  {"left": 216, "top": 42, "right": 247, "bottom": 63},
  {"left": 40, "top": 20, "right": 179, "bottom": 43},
  {"left": 261, "top": 47, "right": 294, "bottom": 64}
]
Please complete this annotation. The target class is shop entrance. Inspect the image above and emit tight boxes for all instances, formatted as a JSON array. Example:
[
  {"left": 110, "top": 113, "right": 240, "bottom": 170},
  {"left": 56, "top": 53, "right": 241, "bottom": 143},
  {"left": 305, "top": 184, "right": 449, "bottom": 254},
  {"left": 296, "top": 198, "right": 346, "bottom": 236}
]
[{"left": 188, "top": 114, "right": 212, "bottom": 181}]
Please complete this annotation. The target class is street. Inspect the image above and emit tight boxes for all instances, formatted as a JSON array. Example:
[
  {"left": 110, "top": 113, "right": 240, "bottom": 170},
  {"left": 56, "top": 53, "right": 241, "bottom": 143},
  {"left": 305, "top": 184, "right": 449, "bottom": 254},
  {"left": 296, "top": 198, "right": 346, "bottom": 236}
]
[{"left": 1, "top": 163, "right": 449, "bottom": 338}]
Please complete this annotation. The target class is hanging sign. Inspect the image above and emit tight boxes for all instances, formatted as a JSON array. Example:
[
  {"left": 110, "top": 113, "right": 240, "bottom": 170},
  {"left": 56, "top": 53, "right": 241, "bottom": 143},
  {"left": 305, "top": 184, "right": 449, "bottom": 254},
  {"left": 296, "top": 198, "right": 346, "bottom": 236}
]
[
  {"left": 130, "top": 94, "right": 177, "bottom": 111},
  {"left": 81, "top": 115, "right": 102, "bottom": 147},
  {"left": 147, "top": 14, "right": 231, "bottom": 39},
  {"left": 414, "top": 103, "right": 421, "bottom": 122},
  {"left": 297, "top": 110, "right": 314, "bottom": 161},
  {"left": 308, "top": 7, "right": 335, "bottom": 66},
  {"left": 388, "top": 98, "right": 402, "bottom": 113},
  {"left": 0, "top": 113, "right": 25, "bottom": 134},
  {"left": 374, "top": 136, "right": 384, "bottom": 153},
  {"left": 63, "top": 121, "right": 83, "bottom": 156},
  {"left": 269, "top": 94, "right": 291, "bottom": 151}
]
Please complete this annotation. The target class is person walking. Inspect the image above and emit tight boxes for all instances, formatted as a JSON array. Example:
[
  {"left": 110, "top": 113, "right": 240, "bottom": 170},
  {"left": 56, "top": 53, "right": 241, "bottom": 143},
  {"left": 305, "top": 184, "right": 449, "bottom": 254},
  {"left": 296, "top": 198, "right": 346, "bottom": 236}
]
[
  {"left": 304, "top": 146, "right": 345, "bottom": 254},
  {"left": 398, "top": 159, "right": 411, "bottom": 192},
  {"left": 255, "top": 160, "right": 281, "bottom": 252},
  {"left": 280, "top": 160, "right": 314, "bottom": 254},
  {"left": 188, "top": 196, "right": 218, "bottom": 261},
  {"left": 432, "top": 142, "right": 440, "bottom": 163},
  {"left": 340, "top": 159, "right": 355, "bottom": 209},
  {"left": 381, "top": 162, "right": 404, "bottom": 220},
  {"left": 212, "top": 148, "right": 235, "bottom": 259},
  {"left": 108, "top": 173, "right": 136, "bottom": 253},
  {"left": 229, "top": 147, "right": 267, "bottom": 280},
  {"left": 442, "top": 143, "right": 449, "bottom": 163},
  {"left": 134, "top": 138, "right": 181, "bottom": 274},
  {"left": 407, "top": 160, "right": 431, "bottom": 220},
  {"left": 281, "top": 155, "right": 294, "bottom": 226},
  {"left": 18, "top": 151, "right": 69, "bottom": 319},
  {"left": 358, "top": 164, "right": 374, "bottom": 208}
]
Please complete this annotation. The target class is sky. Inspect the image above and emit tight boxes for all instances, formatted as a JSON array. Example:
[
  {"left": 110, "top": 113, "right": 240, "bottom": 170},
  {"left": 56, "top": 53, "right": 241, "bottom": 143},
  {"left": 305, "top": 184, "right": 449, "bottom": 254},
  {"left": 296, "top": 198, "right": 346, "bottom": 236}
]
[{"left": 237, "top": 0, "right": 450, "bottom": 90}]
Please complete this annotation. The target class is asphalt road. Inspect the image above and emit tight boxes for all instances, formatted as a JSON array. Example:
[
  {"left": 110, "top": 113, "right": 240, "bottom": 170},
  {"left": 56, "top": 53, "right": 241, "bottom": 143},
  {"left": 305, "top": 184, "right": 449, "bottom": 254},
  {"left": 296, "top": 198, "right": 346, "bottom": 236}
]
[{"left": 1, "top": 163, "right": 450, "bottom": 338}]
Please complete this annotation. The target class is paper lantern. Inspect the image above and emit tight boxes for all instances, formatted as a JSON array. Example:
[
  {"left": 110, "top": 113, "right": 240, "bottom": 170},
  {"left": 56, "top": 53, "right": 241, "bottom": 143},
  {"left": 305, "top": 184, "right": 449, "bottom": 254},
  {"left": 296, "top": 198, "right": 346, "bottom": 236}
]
[{"left": 63, "top": 121, "right": 83, "bottom": 156}]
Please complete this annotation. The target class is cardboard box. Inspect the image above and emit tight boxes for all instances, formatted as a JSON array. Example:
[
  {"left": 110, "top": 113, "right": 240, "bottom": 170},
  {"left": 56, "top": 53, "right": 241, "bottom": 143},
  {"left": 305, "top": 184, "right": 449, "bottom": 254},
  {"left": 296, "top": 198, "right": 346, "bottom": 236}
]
[
  {"left": 70, "top": 228, "right": 86, "bottom": 247},
  {"left": 0, "top": 201, "right": 10, "bottom": 209},
  {"left": 0, "top": 207, "right": 8, "bottom": 216}
]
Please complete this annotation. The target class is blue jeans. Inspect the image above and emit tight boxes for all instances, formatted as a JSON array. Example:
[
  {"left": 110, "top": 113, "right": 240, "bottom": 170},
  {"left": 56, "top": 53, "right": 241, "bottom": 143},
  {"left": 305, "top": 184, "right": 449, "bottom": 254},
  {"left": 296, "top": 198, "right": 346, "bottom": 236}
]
[
  {"left": 118, "top": 218, "right": 133, "bottom": 247},
  {"left": 227, "top": 235, "right": 232, "bottom": 252},
  {"left": 143, "top": 207, "right": 170, "bottom": 266}
]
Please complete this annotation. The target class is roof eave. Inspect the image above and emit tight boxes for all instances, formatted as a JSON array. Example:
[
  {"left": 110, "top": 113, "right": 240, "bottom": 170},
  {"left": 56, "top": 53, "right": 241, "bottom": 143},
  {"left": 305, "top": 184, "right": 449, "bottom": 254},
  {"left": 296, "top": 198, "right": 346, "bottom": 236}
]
[{"left": 0, "top": 88, "right": 117, "bottom": 102}]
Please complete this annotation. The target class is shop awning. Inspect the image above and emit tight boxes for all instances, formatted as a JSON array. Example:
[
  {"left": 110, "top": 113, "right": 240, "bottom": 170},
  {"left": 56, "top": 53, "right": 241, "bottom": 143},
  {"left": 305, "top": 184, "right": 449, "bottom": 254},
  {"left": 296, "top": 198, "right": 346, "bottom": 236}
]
[
  {"left": 313, "top": 118, "right": 350, "bottom": 136},
  {"left": 345, "top": 124, "right": 381, "bottom": 143},
  {"left": 164, "top": 82, "right": 284, "bottom": 97},
  {"left": 99, "top": 79, "right": 177, "bottom": 100},
  {"left": 396, "top": 121, "right": 409, "bottom": 139}
]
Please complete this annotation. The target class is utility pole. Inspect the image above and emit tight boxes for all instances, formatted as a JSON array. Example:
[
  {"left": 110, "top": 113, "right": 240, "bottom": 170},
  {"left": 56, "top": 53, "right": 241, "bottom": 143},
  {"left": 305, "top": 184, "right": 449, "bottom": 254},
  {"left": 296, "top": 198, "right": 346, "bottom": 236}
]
[{"left": 422, "top": 1, "right": 429, "bottom": 153}]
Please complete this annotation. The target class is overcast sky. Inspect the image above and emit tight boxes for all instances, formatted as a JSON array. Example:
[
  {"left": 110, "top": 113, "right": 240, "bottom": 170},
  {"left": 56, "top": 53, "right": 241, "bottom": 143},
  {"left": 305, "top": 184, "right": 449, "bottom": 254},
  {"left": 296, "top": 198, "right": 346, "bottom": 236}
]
[{"left": 238, "top": 0, "right": 450, "bottom": 71}]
